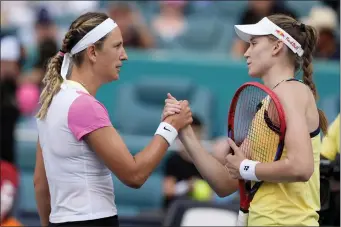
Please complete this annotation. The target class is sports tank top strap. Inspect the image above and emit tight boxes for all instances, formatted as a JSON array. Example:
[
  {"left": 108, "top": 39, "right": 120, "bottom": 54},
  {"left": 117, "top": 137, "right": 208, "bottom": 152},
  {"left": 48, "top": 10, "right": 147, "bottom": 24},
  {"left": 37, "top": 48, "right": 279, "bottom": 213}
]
[
  {"left": 285, "top": 78, "right": 304, "bottom": 83},
  {"left": 310, "top": 127, "right": 320, "bottom": 138},
  {"left": 272, "top": 78, "right": 320, "bottom": 138}
]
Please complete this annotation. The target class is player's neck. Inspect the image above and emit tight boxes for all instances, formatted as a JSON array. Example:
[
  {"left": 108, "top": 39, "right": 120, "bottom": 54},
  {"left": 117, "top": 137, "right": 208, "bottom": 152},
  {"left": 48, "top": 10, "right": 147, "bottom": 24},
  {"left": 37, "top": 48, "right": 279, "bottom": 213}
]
[
  {"left": 69, "top": 67, "right": 102, "bottom": 96},
  {"left": 262, "top": 64, "right": 295, "bottom": 89}
]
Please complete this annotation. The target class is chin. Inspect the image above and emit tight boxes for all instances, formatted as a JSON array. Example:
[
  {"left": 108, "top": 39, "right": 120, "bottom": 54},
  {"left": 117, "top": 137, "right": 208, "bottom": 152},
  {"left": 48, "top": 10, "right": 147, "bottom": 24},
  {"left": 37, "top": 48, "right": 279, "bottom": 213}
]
[
  {"left": 109, "top": 73, "right": 120, "bottom": 82},
  {"left": 248, "top": 69, "right": 262, "bottom": 78}
]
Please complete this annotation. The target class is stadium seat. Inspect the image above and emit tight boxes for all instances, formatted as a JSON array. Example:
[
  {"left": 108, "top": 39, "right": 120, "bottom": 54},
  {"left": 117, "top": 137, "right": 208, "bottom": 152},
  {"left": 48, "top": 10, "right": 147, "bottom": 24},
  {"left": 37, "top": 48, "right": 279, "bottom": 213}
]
[
  {"left": 15, "top": 141, "right": 36, "bottom": 171},
  {"left": 163, "top": 199, "right": 239, "bottom": 226},
  {"left": 113, "top": 78, "right": 215, "bottom": 139},
  {"left": 18, "top": 171, "right": 37, "bottom": 214},
  {"left": 320, "top": 94, "right": 340, "bottom": 124},
  {"left": 186, "top": 1, "right": 219, "bottom": 17},
  {"left": 112, "top": 173, "right": 163, "bottom": 216},
  {"left": 15, "top": 116, "right": 38, "bottom": 172},
  {"left": 172, "top": 16, "right": 237, "bottom": 53},
  {"left": 214, "top": 1, "right": 248, "bottom": 21},
  {"left": 284, "top": 0, "right": 322, "bottom": 18}
]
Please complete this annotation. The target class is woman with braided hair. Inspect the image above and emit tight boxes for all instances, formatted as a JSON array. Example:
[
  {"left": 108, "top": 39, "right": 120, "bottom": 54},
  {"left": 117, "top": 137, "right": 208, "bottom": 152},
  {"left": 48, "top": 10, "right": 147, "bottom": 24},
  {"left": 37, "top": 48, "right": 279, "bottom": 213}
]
[
  {"left": 162, "top": 14, "right": 329, "bottom": 226},
  {"left": 33, "top": 12, "right": 192, "bottom": 227}
]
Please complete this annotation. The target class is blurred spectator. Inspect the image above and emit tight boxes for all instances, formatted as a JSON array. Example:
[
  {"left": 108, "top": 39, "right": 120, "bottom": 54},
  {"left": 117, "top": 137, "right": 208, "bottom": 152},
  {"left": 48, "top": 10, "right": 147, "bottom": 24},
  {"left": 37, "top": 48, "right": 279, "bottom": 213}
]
[
  {"left": 321, "top": 113, "right": 340, "bottom": 162},
  {"left": 1, "top": 160, "right": 22, "bottom": 226},
  {"left": 34, "top": 8, "right": 57, "bottom": 45},
  {"left": 302, "top": 6, "right": 339, "bottom": 61},
  {"left": 108, "top": 2, "right": 154, "bottom": 49},
  {"left": 0, "top": 36, "right": 23, "bottom": 164},
  {"left": 320, "top": 0, "right": 340, "bottom": 23},
  {"left": 163, "top": 115, "right": 203, "bottom": 209},
  {"left": 231, "top": 0, "right": 297, "bottom": 58},
  {"left": 320, "top": 113, "right": 340, "bottom": 226},
  {"left": 0, "top": 1, "right": 35, "bottom": 27},
  {"left": 1, "top": 35, "right": 39, "bottom": 163},
  {"left": 151, "top": 1, "right": 188, "bottom": 44},
  {"left": 21, "top": 38, "right": 58, "bottom": 88},
  {"left": 18, "top": 8, "right": 58, "bottom": 87},
  {"left": 33, "top": 1, "right": 99, "bottom": 18}
]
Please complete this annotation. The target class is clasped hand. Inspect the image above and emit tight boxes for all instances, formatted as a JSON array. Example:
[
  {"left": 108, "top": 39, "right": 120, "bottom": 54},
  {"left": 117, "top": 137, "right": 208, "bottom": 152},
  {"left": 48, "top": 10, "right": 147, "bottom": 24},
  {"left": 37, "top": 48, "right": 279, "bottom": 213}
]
[
  {"left": 161, "top": 93, "right": 248, "bottom": 180},
  {"left": 161, "top": 93, "right": 193, "bottom": 131}
]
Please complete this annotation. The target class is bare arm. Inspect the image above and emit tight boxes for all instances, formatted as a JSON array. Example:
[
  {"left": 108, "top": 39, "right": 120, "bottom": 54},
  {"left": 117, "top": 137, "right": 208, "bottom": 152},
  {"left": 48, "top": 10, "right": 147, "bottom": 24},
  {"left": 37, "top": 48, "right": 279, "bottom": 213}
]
[
  {"left": 86, "top": 126, "right": 170, "bottom": 189},
  {"left": 255, "top": 83, "right": 315, "bottom": 182},
  {"left": 179, "top": 126, "right": 238, "bottom": 197},
  {"left": 85, "top": 101, "right": 191, "bottom": 189},
  {"left": 33, "top": 139, "right": 51, "bottom": 226}
]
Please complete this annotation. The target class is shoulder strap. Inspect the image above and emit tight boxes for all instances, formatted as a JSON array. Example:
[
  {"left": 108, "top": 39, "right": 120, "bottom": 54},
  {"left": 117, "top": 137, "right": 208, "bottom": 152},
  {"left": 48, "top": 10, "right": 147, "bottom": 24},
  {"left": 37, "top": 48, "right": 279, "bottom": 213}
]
[{"left": 285, "top": 78, "right": 304, "bottom": 83}]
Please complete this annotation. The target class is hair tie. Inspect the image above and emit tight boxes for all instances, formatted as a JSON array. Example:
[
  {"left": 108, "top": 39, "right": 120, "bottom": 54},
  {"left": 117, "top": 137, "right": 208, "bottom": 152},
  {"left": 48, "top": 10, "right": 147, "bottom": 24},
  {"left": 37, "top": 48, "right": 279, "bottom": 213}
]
[
  {"left": 58, "top": 50, "right": 65, "bottom": 57},
  {"left": 297, "top": 22, "right": 306, "bottom": 32}
]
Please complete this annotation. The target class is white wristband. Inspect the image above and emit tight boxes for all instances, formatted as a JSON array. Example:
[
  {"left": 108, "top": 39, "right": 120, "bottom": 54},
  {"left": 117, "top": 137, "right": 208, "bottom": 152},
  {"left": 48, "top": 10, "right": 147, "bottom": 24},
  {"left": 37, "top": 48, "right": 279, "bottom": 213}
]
[
  {"left": 239, "top": 159, "right": 261, "bottom": 182},
  {"left": 155, "top": 122, "right": 178, "bottom": 146}
]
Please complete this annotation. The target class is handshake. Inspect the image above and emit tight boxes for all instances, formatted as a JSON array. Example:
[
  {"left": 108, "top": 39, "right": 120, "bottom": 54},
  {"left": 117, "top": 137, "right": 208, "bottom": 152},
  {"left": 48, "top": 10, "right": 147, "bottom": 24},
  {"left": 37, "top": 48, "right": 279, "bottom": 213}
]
[{"left": 160, "top": 93, "right": 193, "bottom": 133}]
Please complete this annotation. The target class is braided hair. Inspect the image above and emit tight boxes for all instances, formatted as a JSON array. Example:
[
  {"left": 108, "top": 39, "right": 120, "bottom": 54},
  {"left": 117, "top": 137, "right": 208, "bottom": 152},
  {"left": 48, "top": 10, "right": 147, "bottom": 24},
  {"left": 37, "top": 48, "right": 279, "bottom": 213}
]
[
  {"left": 36, "top": 12, "right": 109, "bottom": 119},
  {"left": 267, "top": 14, "right": 328, "bottom": 135}
]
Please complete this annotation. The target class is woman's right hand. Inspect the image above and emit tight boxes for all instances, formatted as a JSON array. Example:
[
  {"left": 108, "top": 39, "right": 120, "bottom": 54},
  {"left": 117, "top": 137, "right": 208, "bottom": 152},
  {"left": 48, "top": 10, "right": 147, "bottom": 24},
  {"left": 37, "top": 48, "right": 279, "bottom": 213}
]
[
  {"left": 163, "top": 97, "right": 193, "bottom": 131},
  {"left": 161, "top": 93, "right": 182, "bottom": 121}
]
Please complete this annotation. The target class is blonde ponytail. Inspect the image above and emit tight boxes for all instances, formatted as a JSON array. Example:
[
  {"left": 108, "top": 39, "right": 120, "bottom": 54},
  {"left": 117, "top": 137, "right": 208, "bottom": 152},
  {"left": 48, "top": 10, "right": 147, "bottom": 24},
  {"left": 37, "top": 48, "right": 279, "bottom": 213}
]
[{"left": 36, "top": 54, "right": 63, "bottom": 119}]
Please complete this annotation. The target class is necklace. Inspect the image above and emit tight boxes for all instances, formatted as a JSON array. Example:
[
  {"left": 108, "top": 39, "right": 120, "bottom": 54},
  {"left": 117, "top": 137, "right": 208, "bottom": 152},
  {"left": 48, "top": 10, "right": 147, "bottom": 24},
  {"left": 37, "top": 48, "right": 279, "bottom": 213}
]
[
  {"left": 272, "top": 79, "right": 287, "bottom": 90},
  {"left": 272, "top": 78, "right": 298, "bottom": 90}
]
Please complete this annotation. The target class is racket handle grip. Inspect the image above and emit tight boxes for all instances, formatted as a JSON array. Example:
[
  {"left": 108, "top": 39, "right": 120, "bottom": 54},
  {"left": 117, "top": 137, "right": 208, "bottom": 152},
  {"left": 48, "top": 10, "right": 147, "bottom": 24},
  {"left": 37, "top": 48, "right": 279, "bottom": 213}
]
[{"left": 236, "top": 210, "right": 249, "bottom": 226}]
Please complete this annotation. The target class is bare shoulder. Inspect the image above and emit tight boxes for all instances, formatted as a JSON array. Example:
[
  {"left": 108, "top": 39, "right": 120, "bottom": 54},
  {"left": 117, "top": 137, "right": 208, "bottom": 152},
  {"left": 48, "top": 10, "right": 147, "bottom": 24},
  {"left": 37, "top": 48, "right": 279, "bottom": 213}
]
[{"left": 272, "top": 81, "right": 310, "bottom": 112}]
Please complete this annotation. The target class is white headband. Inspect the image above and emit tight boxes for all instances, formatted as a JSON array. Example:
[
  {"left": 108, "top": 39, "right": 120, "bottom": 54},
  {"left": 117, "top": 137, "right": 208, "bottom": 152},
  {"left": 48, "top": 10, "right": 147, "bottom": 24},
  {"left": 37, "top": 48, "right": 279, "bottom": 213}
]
[
  {"left": 234, "top": 17, "right": 304, "bottom": 57},
  {"left": 60, "top": 18, "right": 118, "bottom": 79}
]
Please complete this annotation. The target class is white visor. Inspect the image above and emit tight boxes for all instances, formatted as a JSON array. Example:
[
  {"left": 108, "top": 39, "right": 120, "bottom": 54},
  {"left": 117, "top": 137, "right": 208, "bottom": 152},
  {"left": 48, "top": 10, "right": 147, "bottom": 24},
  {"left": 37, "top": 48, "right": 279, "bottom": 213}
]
[{"left": 234, "top": 17, "right": 304, "bottom": 57}]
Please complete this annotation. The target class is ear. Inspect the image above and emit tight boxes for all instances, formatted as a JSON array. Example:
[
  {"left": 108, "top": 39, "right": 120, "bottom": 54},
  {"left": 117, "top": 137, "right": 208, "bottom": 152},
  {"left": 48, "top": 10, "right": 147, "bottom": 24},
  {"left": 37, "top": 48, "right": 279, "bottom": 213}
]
[
  {"left": 86, "top": 45, "right": 97, "bottom": 63},
  {"left": 272, "top": 40, "right": 285, "bottom": 56}
]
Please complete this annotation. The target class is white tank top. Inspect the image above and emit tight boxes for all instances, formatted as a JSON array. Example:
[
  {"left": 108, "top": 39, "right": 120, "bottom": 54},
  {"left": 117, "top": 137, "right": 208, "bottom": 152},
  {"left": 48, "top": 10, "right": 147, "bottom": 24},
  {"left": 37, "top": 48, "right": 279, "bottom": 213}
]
[{"left": 36, "top": 80, "right": 117, "bottom": 223}]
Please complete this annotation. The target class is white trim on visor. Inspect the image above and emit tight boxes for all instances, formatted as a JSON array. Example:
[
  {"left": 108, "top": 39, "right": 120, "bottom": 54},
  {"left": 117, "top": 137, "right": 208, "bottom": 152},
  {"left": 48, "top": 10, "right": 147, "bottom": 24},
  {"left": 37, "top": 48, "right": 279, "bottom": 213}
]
[
  {"left": 234, "top": 17, "right": 304, "bottom": 57},
  {"left": 60, "top": 18, "right": 118, "bottom": 79}
]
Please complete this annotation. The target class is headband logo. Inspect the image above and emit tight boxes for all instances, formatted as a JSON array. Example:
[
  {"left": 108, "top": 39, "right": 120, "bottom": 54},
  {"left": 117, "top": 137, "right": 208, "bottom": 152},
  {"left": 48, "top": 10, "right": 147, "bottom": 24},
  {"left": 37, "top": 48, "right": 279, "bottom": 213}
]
[
  {"left": 275, "top": 29, "right": 300, "bottom": 51},
  {"left": 275, "top": 29, "right": 285, "bottom": 38},
  {"left": 286, "top": 37, "right": 300, "bottom": 50}
]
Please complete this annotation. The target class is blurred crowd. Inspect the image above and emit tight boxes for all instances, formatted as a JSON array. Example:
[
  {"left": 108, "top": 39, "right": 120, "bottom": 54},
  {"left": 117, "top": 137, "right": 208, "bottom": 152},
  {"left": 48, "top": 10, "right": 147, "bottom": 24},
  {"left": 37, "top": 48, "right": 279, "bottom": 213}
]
[
  {"left": 0, "top": 1, "right": 340, "bottom": 226},
  {"left": 1, "top": 1, "right": 340, "bottom": 62}
]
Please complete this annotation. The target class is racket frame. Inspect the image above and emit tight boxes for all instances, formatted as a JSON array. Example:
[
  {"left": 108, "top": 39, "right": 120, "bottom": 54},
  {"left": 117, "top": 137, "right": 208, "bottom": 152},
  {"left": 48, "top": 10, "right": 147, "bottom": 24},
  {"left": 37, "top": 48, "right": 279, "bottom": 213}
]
[{"left": 227, "top": 82, "right": 287, "bottom": 213}]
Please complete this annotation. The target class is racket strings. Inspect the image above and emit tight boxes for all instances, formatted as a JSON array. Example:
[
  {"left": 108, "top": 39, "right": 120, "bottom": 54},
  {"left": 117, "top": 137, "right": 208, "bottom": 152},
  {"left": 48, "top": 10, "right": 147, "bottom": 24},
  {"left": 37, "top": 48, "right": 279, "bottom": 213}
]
[{"left": 234, "top": 86, "right": 282, "bottom": 163}]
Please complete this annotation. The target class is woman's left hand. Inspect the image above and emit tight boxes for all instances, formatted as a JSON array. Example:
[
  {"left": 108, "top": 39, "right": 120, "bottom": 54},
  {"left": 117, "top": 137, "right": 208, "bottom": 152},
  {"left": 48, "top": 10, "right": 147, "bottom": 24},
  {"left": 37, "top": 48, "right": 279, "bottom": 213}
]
[
  {"left": 225, "top": 138, "right": 247, "bottom": 179},
  {"left": 161, "top": 93, "right": 181, "bottom": 121}
]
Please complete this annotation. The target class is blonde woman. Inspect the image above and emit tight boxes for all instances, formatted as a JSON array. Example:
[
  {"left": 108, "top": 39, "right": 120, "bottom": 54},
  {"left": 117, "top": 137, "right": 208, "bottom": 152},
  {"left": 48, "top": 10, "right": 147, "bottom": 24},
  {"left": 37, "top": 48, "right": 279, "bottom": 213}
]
[{"left": 33, "top": 12, "right": 192, "bottom": 227}]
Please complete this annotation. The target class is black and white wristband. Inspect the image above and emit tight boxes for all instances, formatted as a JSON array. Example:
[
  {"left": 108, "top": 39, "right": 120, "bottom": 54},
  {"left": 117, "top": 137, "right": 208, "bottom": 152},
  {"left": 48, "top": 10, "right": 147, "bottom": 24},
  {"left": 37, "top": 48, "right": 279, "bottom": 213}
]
[
  {"left": 155, "top": 122, "right": 178, "bottom": 146},
  {"left": 239, "top": 159, "right": 261, "bottom": 182}
]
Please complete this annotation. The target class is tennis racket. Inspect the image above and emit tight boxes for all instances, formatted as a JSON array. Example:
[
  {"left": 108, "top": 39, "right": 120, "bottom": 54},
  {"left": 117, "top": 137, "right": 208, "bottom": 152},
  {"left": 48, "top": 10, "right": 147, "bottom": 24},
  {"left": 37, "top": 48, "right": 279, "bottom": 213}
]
[{"left": 227, "top": 82, "right": 287, "bottom": 226}]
